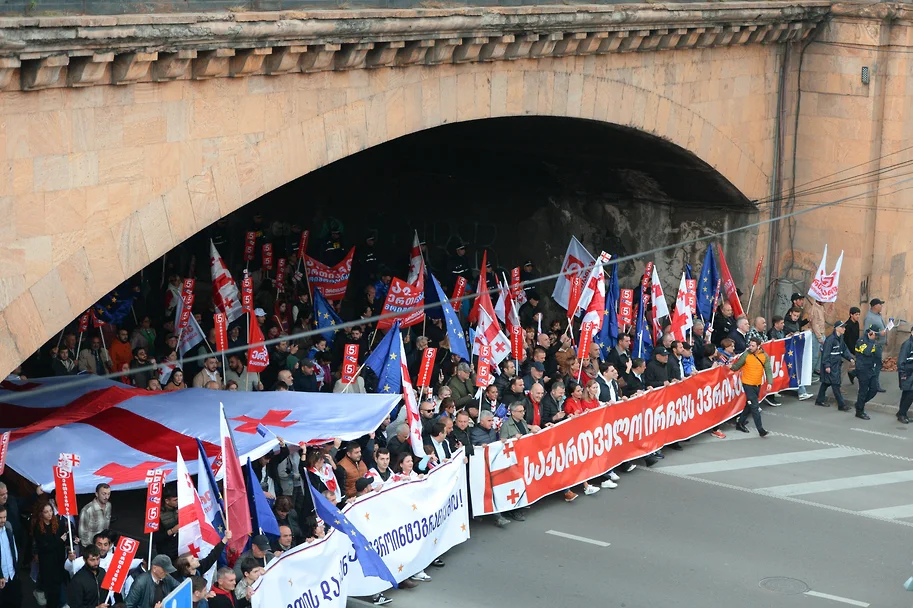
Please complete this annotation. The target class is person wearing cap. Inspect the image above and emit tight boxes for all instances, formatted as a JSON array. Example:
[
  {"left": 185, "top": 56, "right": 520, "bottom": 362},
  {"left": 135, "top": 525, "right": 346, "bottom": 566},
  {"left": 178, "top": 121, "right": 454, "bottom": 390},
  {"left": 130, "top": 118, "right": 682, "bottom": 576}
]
[
  {"left": 254, "top": 308, "right": 267, "bottom": 327},
  {"left": 292, "top": 359, "right": 319, "bottom": 393},
  {"left": 320, "top": 219, "right": 346, "bottom": 267},
  {"left": 843, "top": 306, "right": 862, "bottom": 383},
  {"left": 896, "top": 327, "right": 913, "bottom": 423},
  {"left": 644, "top": 348, "right": 671, "bottom": 389},
  {"left": 731, "top": 337, "right": 773, "bottom": 437},
  {"left": 446, "top": 362, "right": 477, "bottom": 411},
  {"left": 231, "top": 535, "right": 275, "bottom": 580},
  {"left": 853, "top": 325, "right": 882, "bottom": 420},
  {"left": 815, "top": 321, "right": 854, "bottom": 411},
  {"left": 447, "top": 242, "right": 472, "bottom": 290},
  {"left": 520, "top": 260, "right": 538, "bottom": 297},
  {"left": 864, "top": 298, "right": 888, "bottom": 392},
  {"left": 518, "top": 291, "right": 542, "bottom": 329},
  {"left": 521, "top": 360, "right": 545, "bottom": 391},
  {"left": 124, "top": 555, "right": 178, "bottom": 608},
  {"left": 786, "top": 293, "right": 810, "bottom": 330}
]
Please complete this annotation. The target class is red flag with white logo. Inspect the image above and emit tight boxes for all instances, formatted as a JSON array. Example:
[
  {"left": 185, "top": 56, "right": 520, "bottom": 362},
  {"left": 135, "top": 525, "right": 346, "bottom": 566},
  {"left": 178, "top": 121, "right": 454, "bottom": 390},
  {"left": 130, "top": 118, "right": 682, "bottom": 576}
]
[
  {"left": 717, "top": 244, "right": 744, "bottom": 317},
  {"left": 618, "top": 289, "right": 634, "bottom": 327},
  {"left": 275, "top": 258, "right": 287, "bottom": 292},
  {"left": 210, "top": 241, "right": 243, "bottom": 323},
  {"left": 261, "top": 243, "right": 274, "bottom": 271},
  {"left": 416, "top": 347, "right": 437, "bottom": 388},
  {"left": 451, "top": 277, "right": 467, "bottom": 312},
  {"left": 247, "top": 312, "right": 269, "bottom": 373},
  {"left": 0, "top": 431, "right": 9, "bottom": 475},
  {"left": 214, "top": 313, "right": 228, "bottom": 353},
  {"left": 54, "top": 465, "right": 77, "bottom": 516},
  {"left": 241, "top": 276, "right": 253, "bottom": 314},
  {"left": 77, "top": 312, "right": 90, "bottom": 333},
  {"left": 341, "top": 344, "right": 360, "bottom": 384},
  {"left": 472, "top": 279, "right": 512, "bottom": 365},
  {"left": 377, "top": 275, "right": 424, "bottom": 330},
  {"left": 302, "top": 248, "right": 355, "bottom": 301},
  {"left": 101, "top": 536, "right": 141, "bottom": 594},
  {"left": 243, "top": 232, "right": 256, "bottom": 262},
  {"left": 476, "top": 344, "right": 493, "bottom": 388},
  {"left": 577, "top": 321, "right": 595, "bottom": 360},
  {"left": 143, "top": 468, "right": 165, "bottom": 534}
]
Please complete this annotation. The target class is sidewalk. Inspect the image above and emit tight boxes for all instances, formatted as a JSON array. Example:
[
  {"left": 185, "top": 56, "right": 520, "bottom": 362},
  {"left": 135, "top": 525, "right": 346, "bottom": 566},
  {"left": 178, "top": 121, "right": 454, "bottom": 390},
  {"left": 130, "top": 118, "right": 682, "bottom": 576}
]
[{"left": 816, "top": 370, "right": 902, "bottom": 415}]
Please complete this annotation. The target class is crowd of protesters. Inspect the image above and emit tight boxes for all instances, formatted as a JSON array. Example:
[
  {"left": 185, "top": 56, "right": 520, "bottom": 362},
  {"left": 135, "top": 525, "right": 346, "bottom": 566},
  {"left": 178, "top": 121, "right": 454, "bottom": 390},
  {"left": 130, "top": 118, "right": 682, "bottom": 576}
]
[{"left": 2, "top": 217, "right": 908, "bottom": 608}]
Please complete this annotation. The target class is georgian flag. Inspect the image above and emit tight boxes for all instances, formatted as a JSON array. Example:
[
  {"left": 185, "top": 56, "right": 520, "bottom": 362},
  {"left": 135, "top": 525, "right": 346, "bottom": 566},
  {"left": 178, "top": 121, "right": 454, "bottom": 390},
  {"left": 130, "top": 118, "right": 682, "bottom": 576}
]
[
  {"left": 406, "top": 232, "right": 424, "bottom": 286},
  {"left": 469, "top": 440, "right": 528, "bottom": 515},
  {"left": 670, "top": 272, "right": 694, "bottom": 342},
  {"left": 472, "top": 299, "right": 512, "bottom": 365},
  {"left": 210, "top": 241, "right": 243, "bottom": 323},
  {"left": 651, "top": 265, "right": 670, "bottom": 319},
  {"left": 493, "top": 277, "right": 510, "bottom": 324},
  {"left": 399, "top": 334, "right": 425, "bottom": 457},
  {"left": 580, "top": 252, "right": 610, "bottom": 329},
  {"left": 176, "top": 448, "right": 221, "bottom": 560}
]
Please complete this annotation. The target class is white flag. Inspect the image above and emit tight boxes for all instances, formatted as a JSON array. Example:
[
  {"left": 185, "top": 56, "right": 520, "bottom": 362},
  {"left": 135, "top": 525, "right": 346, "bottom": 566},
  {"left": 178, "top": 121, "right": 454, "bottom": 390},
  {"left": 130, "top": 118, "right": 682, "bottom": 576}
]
[
  {"left": 552, "top": 236, "right": 595, "bottom": 310},
  {"left": 651, "top": 265, "right": 670, "bottom": 319},
  {"left": 406, "top": 232, "right": 424, "bottom": 285},
  {"left": 210, "top": 241, "right": 243, "bottom": 323},
  {"left": 580, "top": 252, "right": 610, "bottom": 328},
  {"left": 670, "top": 272, "right": 693, "bottom": 342},
  {"left": 807, "top": 245, "right": 844, "bottom": 303}
]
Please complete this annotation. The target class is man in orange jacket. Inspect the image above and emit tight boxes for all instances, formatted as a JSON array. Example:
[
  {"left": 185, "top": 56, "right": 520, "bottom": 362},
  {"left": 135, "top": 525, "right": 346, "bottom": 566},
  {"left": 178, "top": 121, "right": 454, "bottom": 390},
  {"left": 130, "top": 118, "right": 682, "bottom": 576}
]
[{"left": 731, "top": 337, "right": 774, "bottom": 437}]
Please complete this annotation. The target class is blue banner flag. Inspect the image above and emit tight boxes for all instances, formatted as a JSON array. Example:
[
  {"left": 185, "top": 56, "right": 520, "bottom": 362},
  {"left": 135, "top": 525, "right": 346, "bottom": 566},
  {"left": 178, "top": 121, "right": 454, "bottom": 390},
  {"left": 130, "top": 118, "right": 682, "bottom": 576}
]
[
  {"left": 634, "top": 284, "right": 653, "bottom": 360},
  {"left": 162, "top": 578, "right": 192, "bottom": 608},
  {"left": 784, "top": 332, "right": 806, "bottom": 388},
  {"left": 364, "top": 320, "right": 402, "bottom": 395},
  {"left": 597, "top": 259, "right": 620, "bottom": 360},
  {"left": 92, "top": 284, "right": 136, "bottom": 325},
  {"left": 313, "top": 287, "right": 344, "bottom": 346},
  {"left": 246, "top": 457, "right": 281, "bottom": 537},
  {"left": 697, "top": 244, "right": 719, "bottom": 321},
  {"left": 428, "top": 273, "right": 471, "bottom": 362},
  {"left": 306, "top": 476, "right": 398, "bottom": 585}
]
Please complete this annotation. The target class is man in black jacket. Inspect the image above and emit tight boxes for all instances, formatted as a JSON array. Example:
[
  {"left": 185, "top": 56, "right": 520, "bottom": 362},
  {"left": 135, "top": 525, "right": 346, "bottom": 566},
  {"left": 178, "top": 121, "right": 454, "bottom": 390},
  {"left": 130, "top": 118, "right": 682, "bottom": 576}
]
[
  {"left": 844, "top": 306, "right": 861, "bottom": 383},
  {"left": 539, "top": 382, "right": 567, "bottom": 427},
  {"left": 644, "top": 348, "right": 671, "bottom": 388},
  {"left": 448, "top": 411, "right": 474, "bottom": 457},
  {"left": 711, "top": 302, "right": 735, "bottom": 347},
  {"left": 67, "top": 546, "right": 105, "bottom": 608},
  {"left": 623, "top": 359, "right": 647, "bottom": 397}
]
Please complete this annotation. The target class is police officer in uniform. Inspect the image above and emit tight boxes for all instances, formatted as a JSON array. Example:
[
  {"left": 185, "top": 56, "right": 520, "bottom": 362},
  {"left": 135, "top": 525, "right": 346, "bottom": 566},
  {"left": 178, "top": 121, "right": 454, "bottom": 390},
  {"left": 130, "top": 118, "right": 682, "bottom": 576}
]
[
  {"left": 447, "top": 242, "right": 472, "bottom": 291},
  {"left": 815, "top": 320, "right": 854, "bottom": 411},
  {"left": 520, "top": 260, "right": 538, "bottom": 297},
  {"left": 853, "top": 325, "right": 882, "bottom": 420},
  {"left": 896, "top": 327, "right": 913, "bottom": 424},
  {"left": 321, "top": 221, "right": 346, "bottom": 267}
]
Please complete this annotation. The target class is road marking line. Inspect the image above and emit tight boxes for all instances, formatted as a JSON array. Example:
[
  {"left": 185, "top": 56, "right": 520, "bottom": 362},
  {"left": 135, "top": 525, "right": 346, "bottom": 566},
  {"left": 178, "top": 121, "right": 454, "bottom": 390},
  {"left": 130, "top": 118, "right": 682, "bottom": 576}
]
[
  {"left": 658, "top": 447, "right": 858, "bottom": 476},
  {"left": 850, "top": 427, "right": 909, "bottom": 440},
  {"left": 544, "top": 530, "right": 611, "bottom": 547},
  {"left": 804, "top": 590, "right": 870, "bottom": 607},
  {"left": 769, "top": 432, "right": 913, "bottom": 463},
  {"left": 759, "top": 470, "right": 913, "bottom": 496},
  {"left": 859, "top": 503, "right": 913, "bottom": 520},
  {"left": 648, "top": 468, "right": 913, "bottom": 529}
]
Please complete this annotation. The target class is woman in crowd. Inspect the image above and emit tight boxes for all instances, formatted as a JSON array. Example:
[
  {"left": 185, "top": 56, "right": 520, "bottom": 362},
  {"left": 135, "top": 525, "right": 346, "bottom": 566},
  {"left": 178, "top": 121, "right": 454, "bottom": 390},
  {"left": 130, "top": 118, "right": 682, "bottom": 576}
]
[
  {"left": 163, "top": 369, "right": 187, "bottom": 391},
  {"left": 562, "top": 382, "right": 604, "bottom": 497},
  {"left": 32, "top": 502, "right": 73, "bottom": 608},
  {"left": 394, "top": 453, "right": 423, "bottom": 481},
  {"left": 273, "top": 496, "right": 303, "bottom": 544}
]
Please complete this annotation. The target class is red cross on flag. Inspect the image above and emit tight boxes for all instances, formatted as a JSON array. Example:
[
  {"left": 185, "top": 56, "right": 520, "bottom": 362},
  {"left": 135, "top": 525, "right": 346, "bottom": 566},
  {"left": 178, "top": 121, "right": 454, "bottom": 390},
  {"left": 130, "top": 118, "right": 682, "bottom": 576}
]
[
  {"left": 406, "top": 231, "right": 424, "bottom": 285},
  {"left": 580, "top": 252, "right": 611, "bottom": 330},
  {"left": 670, "top": 272, "right": 694, "bottom": 342},
  {"left": 399, "top": 333, "right": 425, "bottom": 457},
  {"left": 176, "top": 448, "right": 221, "bottom": 561},
  {"left": 470, "top": 441, "right": 528, "bottom": 514},
  {"left": 210, "top": 241, "right": 243, "bottom": 323},
  {"left": 471, "top": 272, "right": 512, "bottom": 365}
]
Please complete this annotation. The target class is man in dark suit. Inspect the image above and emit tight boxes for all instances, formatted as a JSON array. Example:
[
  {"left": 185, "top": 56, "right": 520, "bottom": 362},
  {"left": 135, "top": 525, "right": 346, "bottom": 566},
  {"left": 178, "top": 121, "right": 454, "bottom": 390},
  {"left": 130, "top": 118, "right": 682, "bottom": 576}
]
[
  {"left": 623, "top": 359, "right": 647, "bottom": 397},
  {"left": 0, "top": 504, "right": 21, "bottom": 608}
]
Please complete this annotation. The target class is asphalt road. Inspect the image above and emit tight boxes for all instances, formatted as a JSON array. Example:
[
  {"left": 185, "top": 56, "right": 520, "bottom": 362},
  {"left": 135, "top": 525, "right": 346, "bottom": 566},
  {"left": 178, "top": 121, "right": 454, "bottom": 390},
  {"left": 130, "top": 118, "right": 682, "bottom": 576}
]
[{"left": 353, "top": 382, "right": 913, "bottom": 608}]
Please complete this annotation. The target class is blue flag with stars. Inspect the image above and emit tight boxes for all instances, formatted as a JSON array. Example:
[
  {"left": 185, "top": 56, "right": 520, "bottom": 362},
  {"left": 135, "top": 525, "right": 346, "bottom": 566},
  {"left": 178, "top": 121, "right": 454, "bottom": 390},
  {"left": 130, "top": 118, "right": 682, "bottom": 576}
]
[
  {"left": 313, "top": 287, "right": 344, "bottom": 346},
  {"left": 364, "top": 320, "right": 402, "bottom": 396},
  {"left": 597, "top": 259, "right": 620, "bottom": 360},
  {"left": 306, "top": 475, "right": 397, "bottom": 586},
  {"left": 783, "top": 332, "right": 806, "bottom": 388},
  {"left": 246, "top": 457, "right": 281, "bottom": 538},
  {"left": 634, "top": 284, "right": 653, "bottom": 360},
  {"left": 697, "top": 243, "right": 719, "bottom": 322},
  {"left": 93, "top": 284, "right": 136, "bottom": 325},
  {"left": 428, "top": 273, "right": 471, "bottom": 362}
]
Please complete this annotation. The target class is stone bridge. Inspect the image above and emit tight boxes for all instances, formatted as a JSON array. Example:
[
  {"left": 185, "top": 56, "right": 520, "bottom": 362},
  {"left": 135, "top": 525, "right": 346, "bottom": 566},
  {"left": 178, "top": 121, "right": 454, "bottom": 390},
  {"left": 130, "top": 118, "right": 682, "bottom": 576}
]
[{"left": 1, "top": 1, "right": 911, "bottom": 373}]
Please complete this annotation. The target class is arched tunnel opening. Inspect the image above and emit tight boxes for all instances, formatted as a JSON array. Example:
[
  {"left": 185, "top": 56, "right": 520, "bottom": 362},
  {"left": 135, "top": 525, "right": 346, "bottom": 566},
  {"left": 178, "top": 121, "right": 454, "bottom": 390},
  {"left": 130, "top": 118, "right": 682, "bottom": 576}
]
[{"left": 22, "top": 115, "right": 757, "bottom": 376}]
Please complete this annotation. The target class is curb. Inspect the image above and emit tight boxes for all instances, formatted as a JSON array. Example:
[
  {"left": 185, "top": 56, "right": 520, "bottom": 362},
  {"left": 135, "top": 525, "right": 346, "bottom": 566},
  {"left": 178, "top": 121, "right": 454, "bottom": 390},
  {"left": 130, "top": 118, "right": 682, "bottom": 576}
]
[{"left": 867, "top": 401, "right": 900, "bottom": 415}]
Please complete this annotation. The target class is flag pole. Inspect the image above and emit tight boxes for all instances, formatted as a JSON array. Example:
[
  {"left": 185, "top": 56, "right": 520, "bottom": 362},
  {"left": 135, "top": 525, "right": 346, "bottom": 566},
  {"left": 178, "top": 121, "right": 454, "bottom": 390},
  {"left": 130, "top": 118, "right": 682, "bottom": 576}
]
[
  {"left": 66, "top": 516, "right": 74, "bottom": 554},
  {"left": 341, "top": 361, "right": 368, "bottom": 393},
  {"left": 147, "top": 533, "right": 153, "bottom": 569},
  {"left": 98, "top": 324, "right": 110, "bottom": 373},
  {"left": 75, "top": 328, "right": 84, "bottom": 359}
]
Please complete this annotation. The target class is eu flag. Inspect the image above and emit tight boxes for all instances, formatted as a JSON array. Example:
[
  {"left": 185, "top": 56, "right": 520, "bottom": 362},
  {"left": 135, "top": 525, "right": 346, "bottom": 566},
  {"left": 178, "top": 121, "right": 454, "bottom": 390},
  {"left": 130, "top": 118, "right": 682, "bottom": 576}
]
[
  {"left": 306, "top": 475, "right": 397, "bottom": 585},
  {"left": 783, "top": 332, "right": 806, "bottom": 388},
  {"left": 428, "top": 273, "right": 470, "bottom": 362},
  {"left": 697, "top": 244, "right": 719, "bottom": 322},
  {"left": 364, "top": 320, "right": 402, "bottom": 395},
  {"left": 597, "top": 259, "right": 620, "bottom": 360},
  {"left": 93, "top": 285, "right": 136, "bottom": 325},
  {"left": 634, "top": 284, "right": 653, "bottom": 360},
  {"left": 245, "top": 457, "right": 280, "bottom": 537},
  {"left": 313, "top": 287, "right": 343, "bottom": 346}
]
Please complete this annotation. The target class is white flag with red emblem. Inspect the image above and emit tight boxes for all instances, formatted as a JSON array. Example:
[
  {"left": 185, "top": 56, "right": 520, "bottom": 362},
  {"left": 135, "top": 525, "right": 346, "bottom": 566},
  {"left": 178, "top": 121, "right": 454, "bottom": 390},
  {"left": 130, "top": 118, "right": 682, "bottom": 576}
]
[
  {"left": 651, "top": 265, "right": 670, "bottom": 319},
  {"left": 472, "top": 289, "right": 512, "bottom": 365},
  {"left": 176, "top": 448, "right": 221, "bottom": 561},
  {"left": 406, "top": 232, "right": 424, "bottom": 286},
  {"left": 579, "top": 252, "right": 610, "bottom": 329},
  {"left": 210, "top": 241, "right": 243, "bottom": 323},
  {"left": 399, "top": 334, "right": 424, "bottom": 457},
  {"left": 670, "top": 272, "right": 693, "bottom": 342},
  {"left": 469, "top": 440, "right": 528, "bottom": 514},
  {"left": 493, "top": 277, "right": 510, "bottom": 325}
]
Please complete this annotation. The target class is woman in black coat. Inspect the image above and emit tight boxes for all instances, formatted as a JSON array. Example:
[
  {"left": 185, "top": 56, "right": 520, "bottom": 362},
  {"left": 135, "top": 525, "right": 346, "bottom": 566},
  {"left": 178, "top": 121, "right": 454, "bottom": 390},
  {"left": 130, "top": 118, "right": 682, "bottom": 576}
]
[{"left": 32, "top": 502, "right": 74, "bottom": 608}]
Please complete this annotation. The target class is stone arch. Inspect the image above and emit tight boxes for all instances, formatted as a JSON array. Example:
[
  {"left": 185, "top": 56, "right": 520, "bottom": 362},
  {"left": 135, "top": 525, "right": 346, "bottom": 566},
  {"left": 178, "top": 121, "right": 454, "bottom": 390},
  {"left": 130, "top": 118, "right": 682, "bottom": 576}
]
[{"left": 0, "top": 57, "right": 770, "bottom": 374}]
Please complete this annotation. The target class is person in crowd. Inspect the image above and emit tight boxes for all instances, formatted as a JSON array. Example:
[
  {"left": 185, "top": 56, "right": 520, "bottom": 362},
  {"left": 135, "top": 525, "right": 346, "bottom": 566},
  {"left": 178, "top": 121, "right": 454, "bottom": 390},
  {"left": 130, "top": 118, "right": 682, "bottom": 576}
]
[
  {"left": 193, "top": 357, "right": 223, "bottom": 389},
  {"left": 126, "top": 555, "right": 178, "bottom": 608},
  {"left": 815, "top": 321, "right": 854, "bottom": 411},
  {"left": 66, "top": 545, "right": 105, "bottom": 608},
  {"left": 272, "top": 497, "right": 302, "bottom": 543},
  {"left": 190, "top": 576, "right": 210, "bottom": 608},
  {"left": 864, "top": 298, "right": 888, "bottom": 392},
  {"left": 77, "top": 336, "right": 112, "bottom": 375},
  {"left": 521, "top": 361, "right": 546, "bottom": 392},
  {"left": 502, "top": 376, "right": 526, "bottom": 407},
  {"left": 713, "top": 338, "right": 735, "bottom": 367},
  {"left": 163, "top": 369, "right": 186, "bottom": 391},
  {"left": 437, "top": 397, "right": 457, "bottom": 420},
  {"left": 224, "top": 354, "right": 262, "bottom": 392},
  {"left": 897, "top": 327, "right": 913, "bottom": 424},
  {"left": 711, "top": 302, "right": 735, "bottom": 347},
  {"left": 129, "top": 348, "right": 155, "bottom": 389},
  {"left": 691, "top": 321, "right": 709, "bottom": 370},
  {"left": 470, "top": 410, "right": 498, "bottom": 446},
  {"left": 110, "top": 328, "right": 134, "bottom": 379},
  {"left": 844, "top": 306, "right": 861, "bottom": 384},
  {"left": 667, "top": 341, "right": 685, "bottom": 382},
  {"left": 493, "top": 360, "right": 517, "bottom": 398},
  {"left": 853, "top": 325, "right": 882, "bottom": 420},
  {"left": 78, "top": 484, "right": 111, "bottom": 551},
  {"left": 393, "top": 453, "right": 422, "bottom": 481},
  {"left": 233, "top": 559, "right": 263, "bottom": 608},
  {"left": 767, "top": 315, "right": 786, "bottom": 341},
  {"left": 539, "top": 381, "right": 567, "bottom": 427},
  {"left": 173, "top": 530, "right": 230, "bottom": 584},
  {"left": 808, "top": 298, "right": 827, "bottom": 373},
  {"left": 424, "top": 421, "right": 452, "bottom": 464},
  {"left": 478, "top": 384, "right": 499, "bottom": 417},
  {"left": 746, "top": 317, "right": 768, "bottom": 345},
  {"left": 130, "top": 316, "right": 157, "bottom": 353},
  {"left": 231, "top": 536, "right": 274, "bottom": 580},
  {"left": 335, "top": 443, "right": 369, "bottom": 499},
  {"left": 624, "top": 358, "right": 647, "bottom": 397},
  {"left": 448, "top": 410, "right": 474, "bottom": 457},
  {"left": 385, "top": 424, "right": 411, "bottom": 462},
  {"left": 153, "top": 485, "right": 179, "bottom": 561},
  {"left": 366, "top": 448, "right": 396, "bottom": 490},
  {"left": 0, "top": 504, "right": 21, "bottom": 608},
  {"left": 293, "top": 359, "right": 320, "bottom": 393},
  {"left": 446, "top": 363, "right": 476, "bottom": 412},
  {"left": 32, "top": 502, "right": 71, "bottom": 608},
  {"left": 208, "top": 567, "right": 237, "bottom": 608},
  {"left": 272, "top": 526, "right": 295, "bottom": 555},
  {"left": 728, "top": 316, "right": 750, "bottom": 354},
  {"left": 731, "top": 337, "right": 773, "bottom": 437},
  {"left": 645, "top": 347, "right": 670, "bottom": 388},
  {"left": 52, "top": 347, "right": 77, "bottom": 376}
]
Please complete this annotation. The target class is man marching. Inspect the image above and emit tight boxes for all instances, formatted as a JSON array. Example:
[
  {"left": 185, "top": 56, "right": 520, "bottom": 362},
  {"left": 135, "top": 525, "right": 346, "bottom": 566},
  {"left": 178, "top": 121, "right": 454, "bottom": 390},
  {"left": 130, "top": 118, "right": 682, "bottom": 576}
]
[
  {"left": 731, "top": 337, "right": 773, "bottom": 437},
  {"left": 896, "top": 327, "right": 913, "bottom": 424},
  {"left": 815, "top": 321, "right": 854, "bottom": 411},
  {"left": 853, "top": 325, "right": 882, "bottom": 420}
]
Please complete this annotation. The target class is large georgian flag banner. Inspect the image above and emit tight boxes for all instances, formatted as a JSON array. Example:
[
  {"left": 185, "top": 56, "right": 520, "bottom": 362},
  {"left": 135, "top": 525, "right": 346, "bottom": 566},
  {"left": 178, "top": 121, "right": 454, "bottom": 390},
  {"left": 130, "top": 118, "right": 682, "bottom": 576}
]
[
  {"left": 252, "top": 455, "right": 469, "bottom": 606},
  {"left": 0, "top": 376, "right": 399, "bottom": 493},
  {"left": 470, "top": 333, "right": 813, "bottom": 515}
]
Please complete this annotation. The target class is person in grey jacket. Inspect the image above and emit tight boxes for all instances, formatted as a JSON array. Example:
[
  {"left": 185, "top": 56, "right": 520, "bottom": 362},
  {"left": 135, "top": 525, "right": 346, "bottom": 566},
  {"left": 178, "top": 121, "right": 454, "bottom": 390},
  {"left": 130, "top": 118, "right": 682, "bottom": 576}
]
[
  {"left": 125, "top": 555, "right": 178, "bottom": 608},
  {"left": 897, "top": 327, "right": 913, "bottom": 424},
  {"left": 863, "top": 298, "right": 888, "bottom": 392},
  {"left": 815, "top": 321, "right": 854, "bottom": 411},
  {"left": 470, "top": 412, "right": 498, "bottom": 446}
]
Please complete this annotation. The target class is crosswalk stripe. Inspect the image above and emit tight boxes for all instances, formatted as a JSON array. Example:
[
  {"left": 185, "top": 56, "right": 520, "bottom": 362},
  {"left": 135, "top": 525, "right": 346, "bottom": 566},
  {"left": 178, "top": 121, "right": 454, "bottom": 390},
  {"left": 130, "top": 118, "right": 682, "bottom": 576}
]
[
  {"left": 858, "top": 504, "right": 913, "bottom": 520},
  {"left": 759, "top": 470, "right": 913, "bottom": 496},
  {"left": 657, "top": 447, "right": 858, "bottom": 476}
]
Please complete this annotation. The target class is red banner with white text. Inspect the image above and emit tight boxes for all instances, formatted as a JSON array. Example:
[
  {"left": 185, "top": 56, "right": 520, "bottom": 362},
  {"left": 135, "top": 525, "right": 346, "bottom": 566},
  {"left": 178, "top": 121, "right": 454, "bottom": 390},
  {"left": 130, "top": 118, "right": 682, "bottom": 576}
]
[
  {"left": 469, "top": 335, "right": 809, "bottom": 514},
  {"left": 303, "top": 248, "right": 355, "bottom": 301},
  {"left": 102, "top": 536, "right": 141, "bottom": 594}
]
